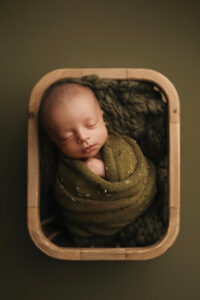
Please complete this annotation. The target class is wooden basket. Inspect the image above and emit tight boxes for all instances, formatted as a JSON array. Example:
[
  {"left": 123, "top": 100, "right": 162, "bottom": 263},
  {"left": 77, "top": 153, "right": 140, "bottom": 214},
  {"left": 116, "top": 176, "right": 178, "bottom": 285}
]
[{"left": 27, "top": 68, "right": 180, "bottom": 260}]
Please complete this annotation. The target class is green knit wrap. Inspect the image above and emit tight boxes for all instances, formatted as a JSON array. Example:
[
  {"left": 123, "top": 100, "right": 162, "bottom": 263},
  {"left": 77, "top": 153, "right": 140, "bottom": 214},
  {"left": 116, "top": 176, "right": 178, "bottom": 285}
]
[{"left": 54, "top": 131, "right": 157, "bottom": 237}]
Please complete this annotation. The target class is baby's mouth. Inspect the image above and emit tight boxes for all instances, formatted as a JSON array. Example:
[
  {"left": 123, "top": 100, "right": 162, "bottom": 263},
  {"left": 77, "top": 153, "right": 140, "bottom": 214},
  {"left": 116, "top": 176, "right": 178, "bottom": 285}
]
[{"left": 83, "top": 144, "right": 97, "bottom": 153}]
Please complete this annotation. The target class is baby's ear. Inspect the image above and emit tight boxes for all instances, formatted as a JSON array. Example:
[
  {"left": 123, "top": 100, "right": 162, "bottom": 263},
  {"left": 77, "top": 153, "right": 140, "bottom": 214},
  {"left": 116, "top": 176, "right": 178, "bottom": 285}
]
[{"left": 101, "top": 109, "right": 103, "bottom": 116}]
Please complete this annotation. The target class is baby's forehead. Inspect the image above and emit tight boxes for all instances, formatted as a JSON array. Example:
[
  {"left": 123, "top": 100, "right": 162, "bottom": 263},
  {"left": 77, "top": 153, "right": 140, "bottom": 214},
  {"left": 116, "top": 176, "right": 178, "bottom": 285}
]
[{"left": 49, "top": 83, "right": 93, "bottom": 101}]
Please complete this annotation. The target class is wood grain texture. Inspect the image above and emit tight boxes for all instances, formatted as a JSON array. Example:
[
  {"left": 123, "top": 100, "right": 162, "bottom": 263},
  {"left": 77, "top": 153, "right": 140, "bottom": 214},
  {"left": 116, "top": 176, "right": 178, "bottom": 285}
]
[
  {"left": 27, "top": 118, "right": 39, "bottom": 208},
  {"left": 82, "top": 68, "right": 126, "bottom": 78},
  {"left": 27, "top": 68, "right": 180, "bottom": 260}
]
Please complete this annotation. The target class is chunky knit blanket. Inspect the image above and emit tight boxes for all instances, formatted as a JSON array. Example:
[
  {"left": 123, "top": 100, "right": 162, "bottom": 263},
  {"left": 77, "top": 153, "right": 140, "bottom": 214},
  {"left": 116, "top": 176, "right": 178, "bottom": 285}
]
[{"left": 54, "top": 131, "right": 156, "bottom": 237}]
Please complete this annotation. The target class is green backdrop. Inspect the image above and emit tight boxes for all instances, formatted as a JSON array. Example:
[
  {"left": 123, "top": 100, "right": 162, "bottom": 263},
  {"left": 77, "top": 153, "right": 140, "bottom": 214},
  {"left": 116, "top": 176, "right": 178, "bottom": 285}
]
[{"left": 1, "top": 0, "right": 199, "bottom": 299}]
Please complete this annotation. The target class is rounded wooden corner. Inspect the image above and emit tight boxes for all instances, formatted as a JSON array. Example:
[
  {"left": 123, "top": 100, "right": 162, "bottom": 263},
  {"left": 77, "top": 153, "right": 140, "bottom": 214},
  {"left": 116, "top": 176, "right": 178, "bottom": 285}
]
[
  {"left": 27, "top": 207, "right": 81, "bottom": 260},
  {"left": 126, "top": 68, "right": 180, "bottom": 124},
  {"left": 125, "top": 206, "right": 180, "bottom": 260},
  {"left": 28, "top": 68, "right": 83, "bottom": 114}
]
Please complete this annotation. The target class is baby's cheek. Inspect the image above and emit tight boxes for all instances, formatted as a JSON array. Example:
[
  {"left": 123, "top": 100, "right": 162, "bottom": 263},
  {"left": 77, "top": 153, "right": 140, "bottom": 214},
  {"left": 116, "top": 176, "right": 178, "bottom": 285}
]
[
  {"left": 101, "top": 127, "right": 108, "bottom": 143},
  {"left": 56, "top": 142, "right": 71, "bottom": 156},
  {"left": 97, "top": 125, "right": 107, "bottom": 140}
]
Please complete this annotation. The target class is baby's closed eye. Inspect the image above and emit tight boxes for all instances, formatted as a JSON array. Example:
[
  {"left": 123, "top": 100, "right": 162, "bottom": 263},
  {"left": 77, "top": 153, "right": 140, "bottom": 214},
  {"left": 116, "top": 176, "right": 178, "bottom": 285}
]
[
  {"left": 60, "top": 134, "right": 74, "bottom": 142},
  {"left": 86, "top": 120, "right": 98, "bottom": 128}
]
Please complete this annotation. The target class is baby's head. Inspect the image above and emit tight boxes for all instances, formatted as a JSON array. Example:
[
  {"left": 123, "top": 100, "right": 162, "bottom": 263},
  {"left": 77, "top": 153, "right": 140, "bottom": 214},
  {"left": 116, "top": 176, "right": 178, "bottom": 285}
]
[{"left": 39, "top": 82, "right": 108, "bottom": 159}]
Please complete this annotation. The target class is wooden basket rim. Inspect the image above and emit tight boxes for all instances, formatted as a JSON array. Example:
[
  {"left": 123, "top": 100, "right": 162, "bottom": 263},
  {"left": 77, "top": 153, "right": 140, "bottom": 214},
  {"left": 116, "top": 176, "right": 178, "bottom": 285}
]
[{"left": 27, "top": 68, "right": 180, "bottom": 261}]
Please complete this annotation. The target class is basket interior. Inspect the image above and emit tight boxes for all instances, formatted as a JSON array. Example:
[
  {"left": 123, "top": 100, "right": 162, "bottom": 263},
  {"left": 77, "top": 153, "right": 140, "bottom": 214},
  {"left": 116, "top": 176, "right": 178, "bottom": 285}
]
[{"left": 38, "top": 75, "right": 169, "bottom": 248}]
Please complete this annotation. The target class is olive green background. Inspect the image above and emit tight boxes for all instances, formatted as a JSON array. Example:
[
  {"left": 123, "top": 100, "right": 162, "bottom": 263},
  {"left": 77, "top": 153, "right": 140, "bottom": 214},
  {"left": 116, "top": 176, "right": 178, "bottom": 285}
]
[{"left": 1, "top": 0, "right": 199, "bottom": 299}]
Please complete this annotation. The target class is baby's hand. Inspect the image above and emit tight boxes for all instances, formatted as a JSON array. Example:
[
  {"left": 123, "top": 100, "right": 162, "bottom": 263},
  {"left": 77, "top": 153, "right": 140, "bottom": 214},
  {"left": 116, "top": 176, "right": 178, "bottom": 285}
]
[{"left": 83, "top": 157, "right": 106, "bottom": 178}]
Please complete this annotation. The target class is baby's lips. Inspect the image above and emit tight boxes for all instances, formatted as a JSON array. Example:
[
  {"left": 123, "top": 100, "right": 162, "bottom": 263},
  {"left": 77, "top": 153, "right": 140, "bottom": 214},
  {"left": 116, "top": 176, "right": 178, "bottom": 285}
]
[{"left": 83, "top": 144, "right": 97, "bottom": 153}]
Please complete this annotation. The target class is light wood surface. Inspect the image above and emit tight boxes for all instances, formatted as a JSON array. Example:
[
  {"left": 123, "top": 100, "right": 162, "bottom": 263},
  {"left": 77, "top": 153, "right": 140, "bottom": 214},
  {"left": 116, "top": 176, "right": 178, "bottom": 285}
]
[{"left": 27, "top": 68, "right": 180, "bottom": 260}]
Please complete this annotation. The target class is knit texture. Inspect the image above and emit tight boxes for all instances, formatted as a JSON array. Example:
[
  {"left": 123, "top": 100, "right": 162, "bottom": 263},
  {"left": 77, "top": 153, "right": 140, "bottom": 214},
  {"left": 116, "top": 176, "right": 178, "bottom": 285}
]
[{"left": 55, "top": 132, "right": 156, "bottom": 237}]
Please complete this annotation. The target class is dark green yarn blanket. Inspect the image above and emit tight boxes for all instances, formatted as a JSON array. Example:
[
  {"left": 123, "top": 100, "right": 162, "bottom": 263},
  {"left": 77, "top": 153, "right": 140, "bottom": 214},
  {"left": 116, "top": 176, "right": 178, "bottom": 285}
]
[
  {"left": 55, "top": 131, "right": 156, "bottom": 238},
  {"left": 39, "top": 74, "right": 168, "bottom": 247}
]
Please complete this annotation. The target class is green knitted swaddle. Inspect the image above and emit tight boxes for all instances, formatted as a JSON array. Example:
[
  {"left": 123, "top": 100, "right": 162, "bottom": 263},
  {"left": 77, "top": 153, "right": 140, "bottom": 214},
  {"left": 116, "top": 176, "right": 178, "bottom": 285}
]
[{"left": 55, "top": 131, "right": 156, "bottom": 237}]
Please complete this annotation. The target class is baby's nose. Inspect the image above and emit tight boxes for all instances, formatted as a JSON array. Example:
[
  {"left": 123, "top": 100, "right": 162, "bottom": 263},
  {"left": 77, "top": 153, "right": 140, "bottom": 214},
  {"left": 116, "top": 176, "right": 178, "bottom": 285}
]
[{"left": 76, "top": 130, "right": 90, "bottom": 144}]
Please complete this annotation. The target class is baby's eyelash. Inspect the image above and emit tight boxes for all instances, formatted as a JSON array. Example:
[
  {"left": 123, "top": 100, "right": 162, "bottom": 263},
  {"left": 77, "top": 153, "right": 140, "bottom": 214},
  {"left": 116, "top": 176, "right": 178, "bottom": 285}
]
[{"left": 61, "top": 135, "right": 74, "bottom": 141}]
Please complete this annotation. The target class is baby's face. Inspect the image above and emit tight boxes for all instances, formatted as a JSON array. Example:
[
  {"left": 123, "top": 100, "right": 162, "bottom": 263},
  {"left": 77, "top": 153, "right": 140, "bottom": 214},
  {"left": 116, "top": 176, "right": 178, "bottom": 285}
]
[{"left": 45, "top": 90, "right": 108, "bottom": 159}]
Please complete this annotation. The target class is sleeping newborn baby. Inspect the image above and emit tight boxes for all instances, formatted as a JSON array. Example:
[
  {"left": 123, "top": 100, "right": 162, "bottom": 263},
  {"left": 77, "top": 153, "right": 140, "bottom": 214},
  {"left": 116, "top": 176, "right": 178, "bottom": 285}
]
[
  {"left": 40, "top": 83, "right": 108, "bottom": 178},
  {"left": 39, "top": 82, "right": 157, "bottom": 239}
]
